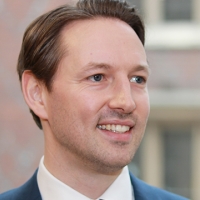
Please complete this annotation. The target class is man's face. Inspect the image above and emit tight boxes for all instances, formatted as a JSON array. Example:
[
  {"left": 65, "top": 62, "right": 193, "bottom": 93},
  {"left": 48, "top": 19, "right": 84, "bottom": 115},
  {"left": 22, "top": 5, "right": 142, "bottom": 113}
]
[{"left": 44, "top": 18, "right": 150, "bottom": 173}]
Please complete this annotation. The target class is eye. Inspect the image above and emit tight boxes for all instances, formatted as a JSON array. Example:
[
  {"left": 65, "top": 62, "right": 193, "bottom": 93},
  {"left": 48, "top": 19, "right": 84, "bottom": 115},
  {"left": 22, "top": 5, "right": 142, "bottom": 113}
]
[
  {"left": 88, "top": 74, "right": 104, "bottom": 82},
  {"left": 130, "top": 76, "right": 145, "bottom": 84}
]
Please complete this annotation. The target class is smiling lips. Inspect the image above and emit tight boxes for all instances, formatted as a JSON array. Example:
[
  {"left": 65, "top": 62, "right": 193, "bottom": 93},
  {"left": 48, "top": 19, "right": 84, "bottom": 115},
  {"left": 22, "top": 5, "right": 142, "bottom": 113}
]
[{"left": 97, "top": 124, "right": 131, "bottom": 133}]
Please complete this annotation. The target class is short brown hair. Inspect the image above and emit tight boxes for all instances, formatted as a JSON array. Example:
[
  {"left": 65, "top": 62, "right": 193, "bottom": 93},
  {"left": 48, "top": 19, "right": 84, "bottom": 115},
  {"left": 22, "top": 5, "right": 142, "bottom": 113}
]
[{"left": 17, "top": 0, "right": 145, "bottom": 129}]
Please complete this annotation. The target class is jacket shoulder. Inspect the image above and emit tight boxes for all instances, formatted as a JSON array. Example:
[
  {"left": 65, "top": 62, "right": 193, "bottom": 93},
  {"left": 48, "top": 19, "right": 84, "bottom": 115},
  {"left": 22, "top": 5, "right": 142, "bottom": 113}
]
[
  {"left": 0, "top": 170, "right": 41, "bottom": 200},
  {"left": 129, "top": 172, "right": 189, "bottom": 200}
]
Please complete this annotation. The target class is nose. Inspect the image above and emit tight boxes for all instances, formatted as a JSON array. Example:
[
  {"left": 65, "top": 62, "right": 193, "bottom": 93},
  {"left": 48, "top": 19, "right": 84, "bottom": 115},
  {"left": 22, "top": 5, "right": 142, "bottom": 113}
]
[{"left": 108, "top": 78, "right": 136, "bottom": 114}]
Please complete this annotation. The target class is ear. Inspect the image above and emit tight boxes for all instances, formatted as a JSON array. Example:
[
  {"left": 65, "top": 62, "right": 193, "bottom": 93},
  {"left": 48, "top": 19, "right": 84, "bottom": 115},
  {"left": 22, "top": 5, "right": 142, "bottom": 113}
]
[{"left": 22, "top": 70, "right": 48, "bottom": 120}]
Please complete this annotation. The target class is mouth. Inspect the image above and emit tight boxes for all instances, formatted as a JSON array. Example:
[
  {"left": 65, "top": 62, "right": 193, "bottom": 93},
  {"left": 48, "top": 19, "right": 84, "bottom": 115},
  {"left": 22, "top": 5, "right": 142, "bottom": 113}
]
[{"left": 97, "top": 124, "right": 131, "bottom": 134}]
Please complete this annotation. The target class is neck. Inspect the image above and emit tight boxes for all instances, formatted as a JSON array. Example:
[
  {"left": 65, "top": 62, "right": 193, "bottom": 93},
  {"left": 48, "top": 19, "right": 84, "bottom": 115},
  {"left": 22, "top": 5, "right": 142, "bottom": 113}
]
[{"left": 43, "top": 143, "right": 122, "bottom": 199}]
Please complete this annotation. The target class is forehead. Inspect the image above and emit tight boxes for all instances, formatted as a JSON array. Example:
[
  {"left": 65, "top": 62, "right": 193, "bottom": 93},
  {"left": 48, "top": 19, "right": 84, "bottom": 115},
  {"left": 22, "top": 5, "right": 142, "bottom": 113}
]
[{"left": 59, "top": 17, "right": 147, "bottom": 71}]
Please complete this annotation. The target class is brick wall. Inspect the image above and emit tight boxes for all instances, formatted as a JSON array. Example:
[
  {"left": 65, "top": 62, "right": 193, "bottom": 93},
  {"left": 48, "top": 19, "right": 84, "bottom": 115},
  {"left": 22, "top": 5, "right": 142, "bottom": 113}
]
[
  {"left": 147, "top": 49, "right": 200, "bottom": 90},
  {"left": 0, "top": 0, "right": 76, "bottom": 193}
]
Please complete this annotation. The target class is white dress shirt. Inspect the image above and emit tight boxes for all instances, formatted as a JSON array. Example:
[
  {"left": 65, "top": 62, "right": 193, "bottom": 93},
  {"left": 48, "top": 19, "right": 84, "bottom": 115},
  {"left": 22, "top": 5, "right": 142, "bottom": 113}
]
[{"left": 37, "top": 157, "right": 134, "bottom": 200}]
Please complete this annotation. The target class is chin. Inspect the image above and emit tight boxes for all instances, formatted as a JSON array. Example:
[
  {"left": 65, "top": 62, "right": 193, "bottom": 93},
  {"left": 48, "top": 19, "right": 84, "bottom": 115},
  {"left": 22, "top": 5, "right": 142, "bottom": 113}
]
[{"left": 94, "top": 155, "right": 133, "bottom": 174}]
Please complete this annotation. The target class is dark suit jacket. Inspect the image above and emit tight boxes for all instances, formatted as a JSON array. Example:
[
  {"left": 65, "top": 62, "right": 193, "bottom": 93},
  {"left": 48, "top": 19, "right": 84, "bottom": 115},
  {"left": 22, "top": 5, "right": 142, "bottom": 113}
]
[{"left": 0, "top": 170, "right": 188, "bottom": 200}]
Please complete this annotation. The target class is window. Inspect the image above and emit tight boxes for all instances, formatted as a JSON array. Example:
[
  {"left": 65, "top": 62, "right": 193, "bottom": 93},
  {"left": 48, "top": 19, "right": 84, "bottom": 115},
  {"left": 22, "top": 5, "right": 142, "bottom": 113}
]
[
  {"left": 163, "top": 126, "right": 191, "bottom": 198},
  {"left": 164, "top": 0, "right": 192, "bottom": 21}
]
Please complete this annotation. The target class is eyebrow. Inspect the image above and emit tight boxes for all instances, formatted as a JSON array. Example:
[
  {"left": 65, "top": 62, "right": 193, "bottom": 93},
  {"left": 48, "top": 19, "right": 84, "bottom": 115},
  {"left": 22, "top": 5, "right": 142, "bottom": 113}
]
[
  {"left": 82, "top": 62, "right": 112, "bottom": 71},
  {"left": 82, "top": 61, "right": 150, "bottom": 74},
  {"left": 135, "top": 64, "right": 151, "bottom": 75}
]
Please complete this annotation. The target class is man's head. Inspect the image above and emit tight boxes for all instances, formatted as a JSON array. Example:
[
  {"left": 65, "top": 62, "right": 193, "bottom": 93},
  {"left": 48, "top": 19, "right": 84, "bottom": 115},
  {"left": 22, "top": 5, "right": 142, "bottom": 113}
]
[
  {"left": 17, "top": 0, "right": 145, "bottom": 129},
  {"left": 19, "top": 0, "right": 149, "bottom": 173}
]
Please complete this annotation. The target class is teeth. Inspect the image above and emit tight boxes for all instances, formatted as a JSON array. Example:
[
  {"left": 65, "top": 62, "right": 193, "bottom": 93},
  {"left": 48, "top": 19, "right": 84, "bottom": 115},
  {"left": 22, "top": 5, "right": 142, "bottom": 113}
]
[
  {"left": 98, "top": 124, "right": 130, "bottom": 133},
  {"left": 111, "top": 124, "right": 115, "bottom": 131},
  {"left": 106, "top": 124, "right": 111, "bottom": 130}
]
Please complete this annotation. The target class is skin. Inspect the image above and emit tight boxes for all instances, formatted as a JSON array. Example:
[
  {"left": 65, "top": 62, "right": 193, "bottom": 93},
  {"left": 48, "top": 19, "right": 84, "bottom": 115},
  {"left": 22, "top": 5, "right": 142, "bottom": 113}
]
[{"left": 22, "top": 17, "right": 150, "bottom": 199}]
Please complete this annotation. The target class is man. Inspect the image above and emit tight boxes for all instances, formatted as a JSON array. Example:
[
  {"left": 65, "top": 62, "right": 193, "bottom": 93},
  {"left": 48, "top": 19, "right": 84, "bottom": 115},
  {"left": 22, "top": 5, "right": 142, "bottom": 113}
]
[{"left": 0, "top": 0, "right": 188, "bottom": 199}]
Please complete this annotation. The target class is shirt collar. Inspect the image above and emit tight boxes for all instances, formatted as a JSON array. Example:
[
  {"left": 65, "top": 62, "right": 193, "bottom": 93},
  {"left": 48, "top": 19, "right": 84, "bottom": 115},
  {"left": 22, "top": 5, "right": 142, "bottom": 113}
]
[{"left": 37, "top": 156, "right": 134, "bottom": 200}]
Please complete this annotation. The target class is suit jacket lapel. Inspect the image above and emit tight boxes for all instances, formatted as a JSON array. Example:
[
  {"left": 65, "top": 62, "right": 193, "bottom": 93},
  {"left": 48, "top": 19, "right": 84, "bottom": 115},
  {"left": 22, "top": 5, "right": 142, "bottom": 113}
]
[
  {"left": 20, "top": 170, "right": 42, "bottom": 200},
  {"left": 129, "top": 172, "right": 148, "bottom": 200}
]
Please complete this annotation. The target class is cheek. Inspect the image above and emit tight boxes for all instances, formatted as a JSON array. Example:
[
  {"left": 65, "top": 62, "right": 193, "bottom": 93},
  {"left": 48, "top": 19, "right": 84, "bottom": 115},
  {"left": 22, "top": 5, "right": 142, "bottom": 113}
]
[
  {"left": 62, "top": 91, "right": 105, "bottom": 131},
  {"left": 76, "top": 90, "right": 106, "bottom": 114},
  {"left": 136, "top": 93, "right": 150, "bottom": 118},
  {"left": 45, "top": 89, "right": 73, "bottom": 126}
]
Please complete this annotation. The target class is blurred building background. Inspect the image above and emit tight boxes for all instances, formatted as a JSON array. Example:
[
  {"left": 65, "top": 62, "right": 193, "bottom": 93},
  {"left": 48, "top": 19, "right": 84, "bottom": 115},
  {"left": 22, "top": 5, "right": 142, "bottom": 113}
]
[
  {"left": 0, "top": 0, "right": 199, "bottom": 199},
  {"left": 128, "top": 0, "right": 200, "bottom": 199}
]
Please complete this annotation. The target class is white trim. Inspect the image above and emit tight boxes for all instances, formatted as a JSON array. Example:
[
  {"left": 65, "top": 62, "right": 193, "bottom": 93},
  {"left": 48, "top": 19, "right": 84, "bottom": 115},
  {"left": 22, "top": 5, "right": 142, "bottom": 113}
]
[
  {"left": 143, "top": 0, "right": 163, "bottom": 24},
  {"left": 191, "top": 125, "right": 200, "bottom": 200},
  {"left": 142, "top": 124, "right": 164, "bottom": 188},
  {"left": 149, "top": 89, "right": 200, "bottom": 108},
  {"left": 193, "top": 0, "right": 200, "bottom": 22},
  {"left": 146, "top": 23, "right": 200, "bottom": 49}
]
